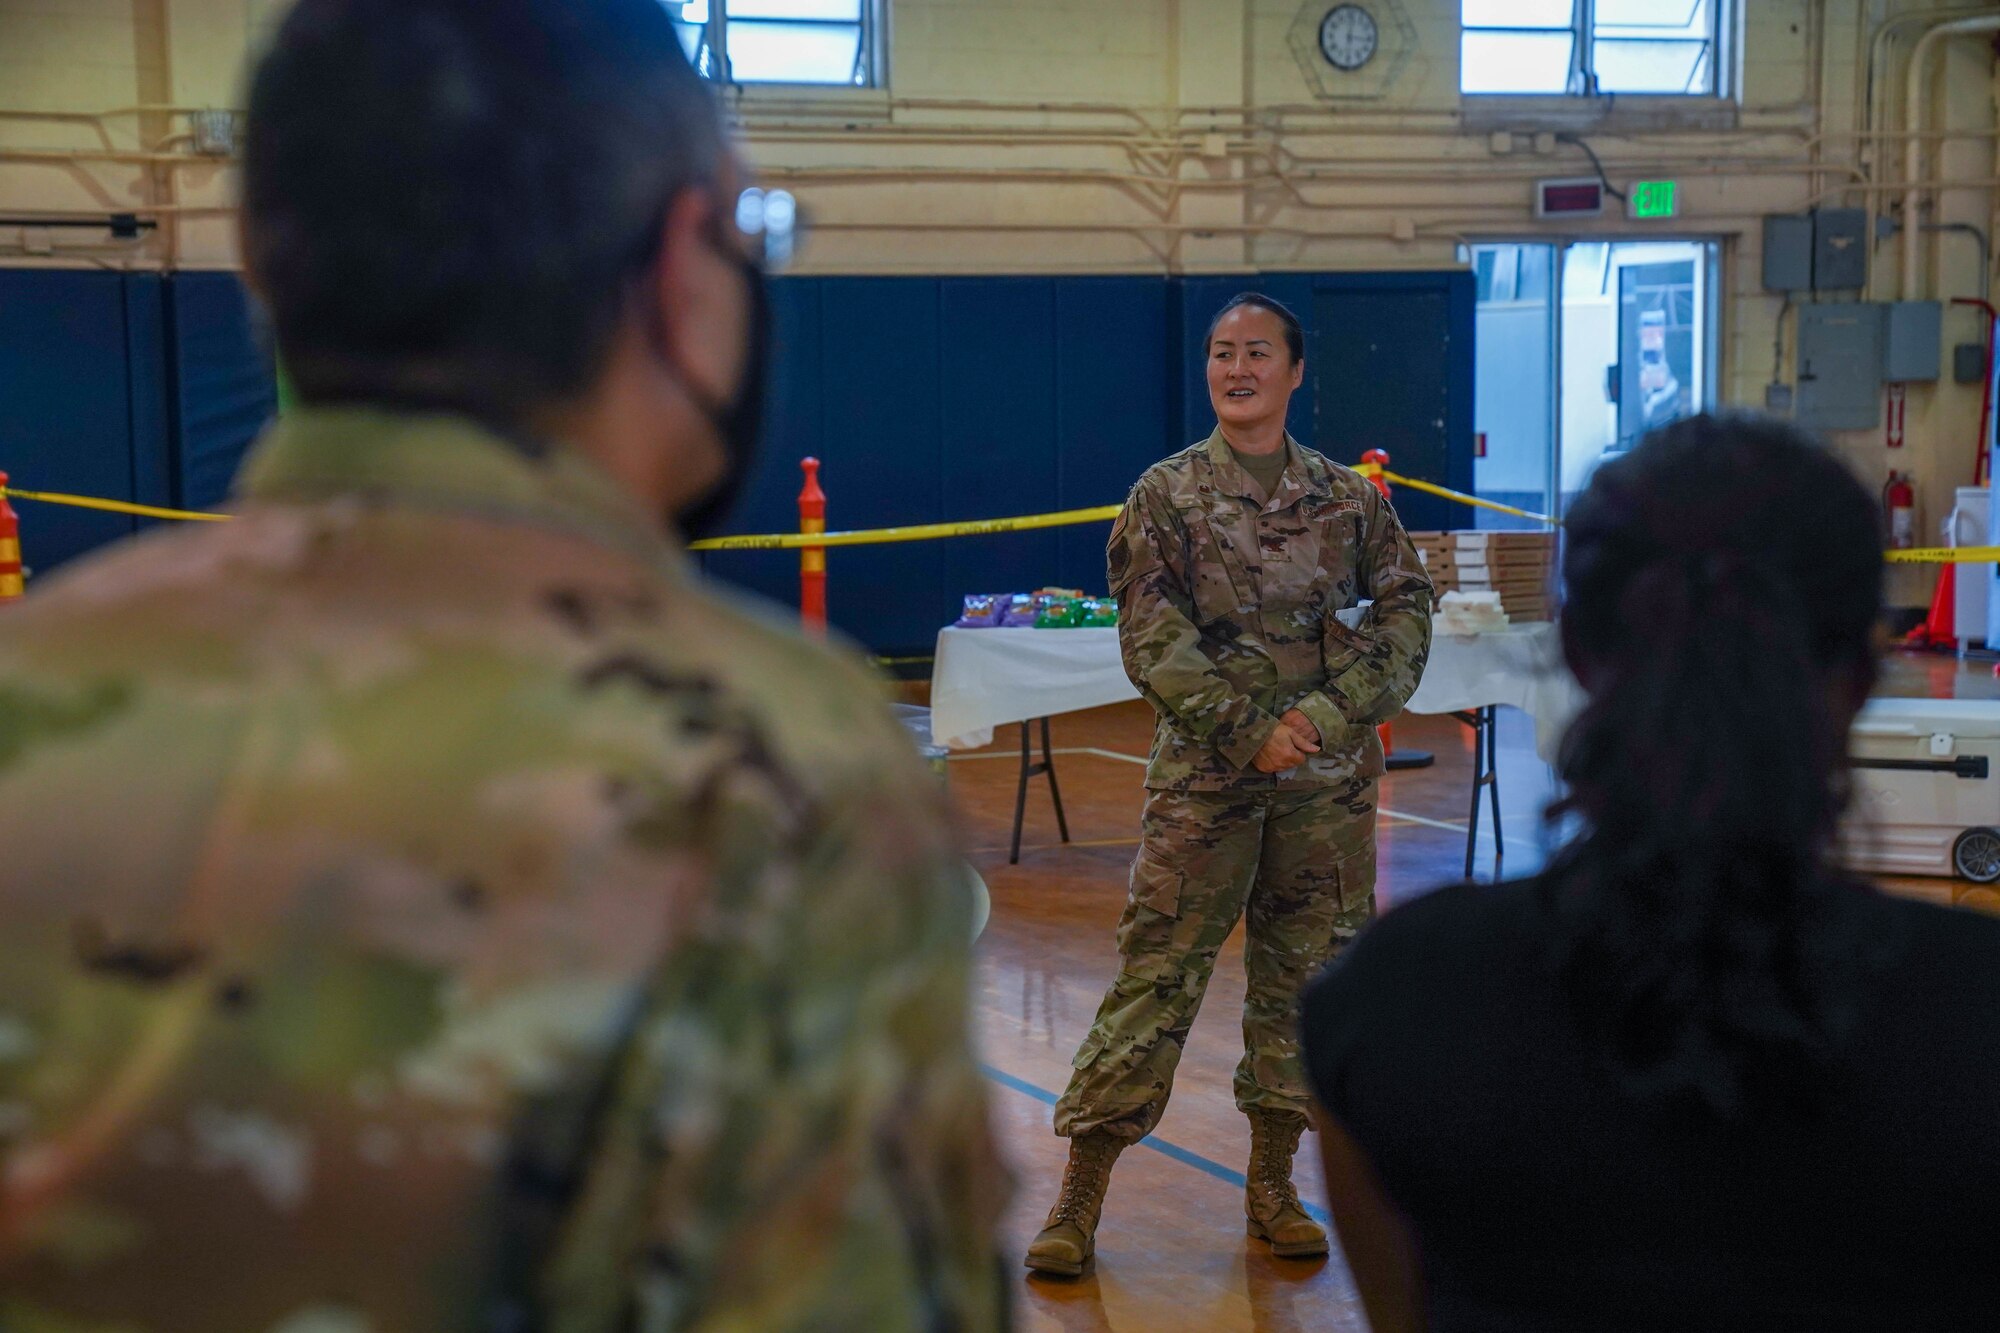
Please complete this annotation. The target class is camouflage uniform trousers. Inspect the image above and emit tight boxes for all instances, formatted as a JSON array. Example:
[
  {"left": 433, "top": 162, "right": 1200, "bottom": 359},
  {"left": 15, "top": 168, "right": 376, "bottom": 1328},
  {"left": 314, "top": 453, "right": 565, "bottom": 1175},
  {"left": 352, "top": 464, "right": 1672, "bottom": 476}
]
[{"left": 1053, "top": 778, "right": 1377, "bottom": 1142}]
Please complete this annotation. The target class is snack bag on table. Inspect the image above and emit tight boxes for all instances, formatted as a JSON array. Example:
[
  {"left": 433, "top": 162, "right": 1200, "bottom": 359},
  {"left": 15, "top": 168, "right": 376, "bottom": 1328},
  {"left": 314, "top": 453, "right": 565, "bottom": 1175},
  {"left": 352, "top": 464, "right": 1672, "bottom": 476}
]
[
  {"left": 998, "top": 594, "right": 1040, "bottom": 627},
  {"left": 954, "top": 594, "right": 1005, "bottom": 629},
  {"left": 1079, "top": 597, "right": 1118, "bottom": 628}
]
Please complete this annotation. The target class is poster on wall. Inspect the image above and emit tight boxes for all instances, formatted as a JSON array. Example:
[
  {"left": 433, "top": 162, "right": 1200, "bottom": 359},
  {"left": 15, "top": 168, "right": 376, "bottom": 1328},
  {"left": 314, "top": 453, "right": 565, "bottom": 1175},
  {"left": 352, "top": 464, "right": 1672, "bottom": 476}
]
[{"left": 1615, "top": 260, "right": 1696, "bottom": 451}]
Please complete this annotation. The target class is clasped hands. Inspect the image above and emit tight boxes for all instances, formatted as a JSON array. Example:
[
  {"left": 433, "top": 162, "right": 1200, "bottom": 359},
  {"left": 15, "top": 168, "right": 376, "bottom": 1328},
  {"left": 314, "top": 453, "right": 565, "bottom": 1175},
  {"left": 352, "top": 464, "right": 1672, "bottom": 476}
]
[{"left": 1253, "top": 708, "right": 1323, "bottom": 773}]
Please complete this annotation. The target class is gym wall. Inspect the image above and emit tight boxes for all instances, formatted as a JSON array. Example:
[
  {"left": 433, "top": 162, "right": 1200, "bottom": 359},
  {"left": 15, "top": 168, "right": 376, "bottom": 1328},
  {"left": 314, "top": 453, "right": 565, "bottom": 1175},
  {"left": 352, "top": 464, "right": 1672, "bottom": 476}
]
[{"left": 1, "top": 0, "right": 1995, "bottom": 616}]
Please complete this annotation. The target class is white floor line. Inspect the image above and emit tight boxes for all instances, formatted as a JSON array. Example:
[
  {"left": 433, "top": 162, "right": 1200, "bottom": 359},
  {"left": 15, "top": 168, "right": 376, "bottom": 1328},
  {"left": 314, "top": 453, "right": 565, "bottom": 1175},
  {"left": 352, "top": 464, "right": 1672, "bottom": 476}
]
[
  {"left": 1070, "top": 746, "right": 1149, "bottom": 766},
  {"left": 1379, "top": 809, "right": 1468, "bottom": 832},
  {"left": 946, "top": 746, "right": 1146, "bottom": 765},
  {"left": 1384, "top": 807, "right": 1546, "bottom": 852}
]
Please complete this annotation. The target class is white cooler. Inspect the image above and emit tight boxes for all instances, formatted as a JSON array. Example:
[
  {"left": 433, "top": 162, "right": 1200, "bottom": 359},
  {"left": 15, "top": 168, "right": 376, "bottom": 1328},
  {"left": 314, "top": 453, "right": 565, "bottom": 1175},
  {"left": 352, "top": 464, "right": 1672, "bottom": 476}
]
[{"left": 1846, "top": 698, "right": 2000, "bottom": 882}]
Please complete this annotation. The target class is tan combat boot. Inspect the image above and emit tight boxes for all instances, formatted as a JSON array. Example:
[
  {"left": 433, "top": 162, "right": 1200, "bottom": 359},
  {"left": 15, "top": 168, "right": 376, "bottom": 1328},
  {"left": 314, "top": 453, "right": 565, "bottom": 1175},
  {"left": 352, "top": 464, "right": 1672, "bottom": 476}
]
[
  {"left": 1024, "top": 1133, "right": 1126, "bottom": 1276},
  {"left": 1244, "top": 1108, "right": 1329, "bottom": 1258}
]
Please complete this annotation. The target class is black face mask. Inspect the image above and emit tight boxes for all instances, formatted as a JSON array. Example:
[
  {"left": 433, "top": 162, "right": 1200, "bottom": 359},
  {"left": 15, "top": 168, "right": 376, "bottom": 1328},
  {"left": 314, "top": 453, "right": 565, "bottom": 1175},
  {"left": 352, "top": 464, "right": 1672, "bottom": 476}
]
[{"left": 677, "top": 252, "right": 771, "bottom": 543}]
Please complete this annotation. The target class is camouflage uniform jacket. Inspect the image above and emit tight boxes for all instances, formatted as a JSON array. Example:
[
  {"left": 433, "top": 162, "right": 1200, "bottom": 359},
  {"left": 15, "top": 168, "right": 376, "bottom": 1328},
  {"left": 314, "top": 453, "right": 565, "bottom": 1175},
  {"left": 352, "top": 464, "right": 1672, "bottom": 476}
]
[
  {"left": 0, "top": 409, "right": 1007, "bottom": 1333},
  {"left": 1107, "top": 428, "right": 1434, "bottom": 791}
]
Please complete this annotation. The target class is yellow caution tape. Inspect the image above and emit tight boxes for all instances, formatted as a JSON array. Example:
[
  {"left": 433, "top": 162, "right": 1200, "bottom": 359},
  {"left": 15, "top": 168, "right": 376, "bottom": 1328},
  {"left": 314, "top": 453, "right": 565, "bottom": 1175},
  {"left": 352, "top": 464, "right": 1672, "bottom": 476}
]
[
  {"left": 3, "top": 473, "right": 1991, "bottom": 568},
  {"left": 0, "top": 482, "right": 1120, "bottom": 548},
  {"left": 1888, "top": 545, "right": 2000, "bottom": 565},
  {"left": 688, "top": 503, "right": 1123, "bottom": 552},
  {"left": 1378, "top": 472, "right": 1559, "bottom": 526},
  {"left": 1352, "top": 465, "right": 2000, "bottom": 565},
  {"left": 1, "top": 486, "right": 231, "bottom": 523}
]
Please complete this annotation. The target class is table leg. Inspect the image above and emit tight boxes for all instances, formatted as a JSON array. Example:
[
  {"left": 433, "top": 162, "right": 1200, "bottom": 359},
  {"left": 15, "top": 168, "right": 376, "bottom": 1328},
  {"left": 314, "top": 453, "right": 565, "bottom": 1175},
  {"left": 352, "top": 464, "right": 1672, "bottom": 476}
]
[
  {"left": 1482, "top": 705, "right": 1504, "bottom": 873},
  {"left": 1012, "top": 722, "right": 1032, "bottom": 865},
  {"left": 1011, "top": 718, "right": 1071, "bottom": 864},
  {"left": 1042, "top": 715, "right": 1072, "bottom": 845},
  {"left": 1455, "top": 707, "right": 1503, "bottom": 881}
]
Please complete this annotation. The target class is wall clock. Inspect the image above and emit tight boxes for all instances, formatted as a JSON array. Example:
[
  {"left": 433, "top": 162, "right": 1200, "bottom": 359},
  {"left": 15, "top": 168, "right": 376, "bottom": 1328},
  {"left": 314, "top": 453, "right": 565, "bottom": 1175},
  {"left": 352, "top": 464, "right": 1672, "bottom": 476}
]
[{"left": 1319, "top": 4, "right": 1379, "bottom": 71}]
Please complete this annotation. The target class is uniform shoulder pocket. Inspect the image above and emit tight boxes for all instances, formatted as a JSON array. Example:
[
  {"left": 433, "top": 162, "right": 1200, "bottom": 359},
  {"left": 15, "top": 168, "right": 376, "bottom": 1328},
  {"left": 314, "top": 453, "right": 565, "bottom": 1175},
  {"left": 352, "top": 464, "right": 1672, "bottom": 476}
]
[{"left": 1167, "top": 501, "right": 1251, "bottom": 623}]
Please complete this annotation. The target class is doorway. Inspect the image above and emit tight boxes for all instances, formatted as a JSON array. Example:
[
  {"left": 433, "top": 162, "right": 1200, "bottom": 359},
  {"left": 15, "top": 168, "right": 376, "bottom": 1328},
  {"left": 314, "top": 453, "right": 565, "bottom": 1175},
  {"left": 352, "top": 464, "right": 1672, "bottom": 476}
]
[{"left": 1465, "top": 239, "right": 1720, "bottom": 526}]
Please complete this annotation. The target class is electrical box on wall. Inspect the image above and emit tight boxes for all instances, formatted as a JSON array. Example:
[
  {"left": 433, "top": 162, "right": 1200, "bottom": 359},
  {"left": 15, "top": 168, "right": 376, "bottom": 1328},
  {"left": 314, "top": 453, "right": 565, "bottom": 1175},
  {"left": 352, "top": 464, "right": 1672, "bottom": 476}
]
[
  {"left": 1956, "top": 343, "right": 1987, "bottom": 384},
  {"left": 1763, "top": 214, "right": 1813, "bottom": 293},
  {"left": 1884, "top": 301, "right": 1943, "bottom": 382},
  {"left": 1795, "top": 303, "right": 1884, "bottom": 430},
  {"left": 1813, "top": 209, "right": 1870, "bottom": 292},
  {"left": 1763, "top": 210, "right": 1870, "bottom": 293}
]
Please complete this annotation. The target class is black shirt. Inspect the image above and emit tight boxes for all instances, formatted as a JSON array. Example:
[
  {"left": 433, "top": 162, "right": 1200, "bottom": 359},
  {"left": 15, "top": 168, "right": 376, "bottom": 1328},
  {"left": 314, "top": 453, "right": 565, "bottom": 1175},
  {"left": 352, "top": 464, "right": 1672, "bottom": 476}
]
[{"left": 1302, "top": 878, "right": 2000, "bottom": 1332}]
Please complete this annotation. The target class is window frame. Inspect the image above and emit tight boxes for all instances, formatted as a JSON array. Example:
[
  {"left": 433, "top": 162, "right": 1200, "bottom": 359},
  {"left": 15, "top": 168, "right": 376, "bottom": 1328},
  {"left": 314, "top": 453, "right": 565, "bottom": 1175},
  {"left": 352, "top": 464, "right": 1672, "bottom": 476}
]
[
  {"left": 673, "top": 0, "right": 889, "bottom": 92},
  {"left": 1460, "top": 0, "right": 1736, "bottom": 107}
]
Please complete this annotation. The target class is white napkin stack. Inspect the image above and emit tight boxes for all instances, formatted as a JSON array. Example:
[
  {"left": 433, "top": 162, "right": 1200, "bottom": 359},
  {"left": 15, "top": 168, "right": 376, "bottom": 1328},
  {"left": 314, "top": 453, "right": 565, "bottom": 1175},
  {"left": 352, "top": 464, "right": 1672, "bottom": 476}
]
[{"left": 1436, "top": 590, "right": 1510, "bottom": 636}]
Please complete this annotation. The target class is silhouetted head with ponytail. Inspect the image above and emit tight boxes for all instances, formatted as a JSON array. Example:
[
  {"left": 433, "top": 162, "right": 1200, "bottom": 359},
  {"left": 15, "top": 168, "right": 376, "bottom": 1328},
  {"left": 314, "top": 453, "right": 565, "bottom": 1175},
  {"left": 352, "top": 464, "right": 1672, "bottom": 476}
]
[{"left": 1548, "top": 413, "right": 1885, "bottom": 1118}]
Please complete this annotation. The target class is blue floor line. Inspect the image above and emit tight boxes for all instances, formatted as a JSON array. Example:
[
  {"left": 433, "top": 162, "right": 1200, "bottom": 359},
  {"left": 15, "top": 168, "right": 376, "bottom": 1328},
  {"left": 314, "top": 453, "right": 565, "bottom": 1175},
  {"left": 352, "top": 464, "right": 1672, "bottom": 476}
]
[{"left": 979, "top": 1063, "right": 1331, "bottom": 1226}]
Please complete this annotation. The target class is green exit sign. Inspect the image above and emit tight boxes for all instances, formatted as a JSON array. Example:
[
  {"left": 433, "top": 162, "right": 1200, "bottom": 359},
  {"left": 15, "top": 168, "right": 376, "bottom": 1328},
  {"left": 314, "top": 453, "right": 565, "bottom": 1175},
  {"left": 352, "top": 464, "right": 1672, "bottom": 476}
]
[{"left": 1629, "top": 180, "right": 1679, "bottom": 219}]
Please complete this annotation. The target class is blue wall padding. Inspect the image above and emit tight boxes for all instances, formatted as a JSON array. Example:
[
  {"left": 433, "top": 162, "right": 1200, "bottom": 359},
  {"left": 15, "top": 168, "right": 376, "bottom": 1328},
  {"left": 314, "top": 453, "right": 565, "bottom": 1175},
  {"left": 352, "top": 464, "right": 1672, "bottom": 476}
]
[
  {"left": 0, "top": 270, "right": 146, "bottom": 571},
  {"left": 167, "top": 271, "right": 278, "bottom": 509},
  {"left": 805, "top": 276, "right": 946, "bottom": 651},
  {"left": 1051, "top": 277, "right": 1171, "bottom": 594},
  {"left": 1298, "top": 270, "right": 1478, "bottom": 535},
  {"left": 693, "top": 272, "right": 825, "bottom": 617},
  {"left": 935, "top": 278, "right": 1062, "bottom": 630},
  {"left": 123, "top": 274, "right": 174, "bottom": 515},
  {"left": 706, "top": 274, "right": 1184, "bottom": 654},
  {"left": 1, "top": 267, "right": 1473, "bottom": 656}
]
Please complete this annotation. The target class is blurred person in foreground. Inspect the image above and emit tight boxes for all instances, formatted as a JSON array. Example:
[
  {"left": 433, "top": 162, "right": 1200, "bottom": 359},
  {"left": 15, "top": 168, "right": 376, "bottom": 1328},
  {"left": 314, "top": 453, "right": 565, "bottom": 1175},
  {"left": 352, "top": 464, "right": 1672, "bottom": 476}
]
[
  {"left": 0, "top": 1, "right": 1005, "bottom": 1328},
  {"left": 1303, "top": 414, "right": 2000, "bottom": 1332}
]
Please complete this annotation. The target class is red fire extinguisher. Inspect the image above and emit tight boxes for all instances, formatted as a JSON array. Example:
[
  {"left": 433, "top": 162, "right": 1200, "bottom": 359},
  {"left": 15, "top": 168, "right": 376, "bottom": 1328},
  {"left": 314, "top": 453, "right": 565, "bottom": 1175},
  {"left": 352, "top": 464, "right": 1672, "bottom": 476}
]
[{"left": 1885, "top": 471, "right": 1917, "bottom": 550}]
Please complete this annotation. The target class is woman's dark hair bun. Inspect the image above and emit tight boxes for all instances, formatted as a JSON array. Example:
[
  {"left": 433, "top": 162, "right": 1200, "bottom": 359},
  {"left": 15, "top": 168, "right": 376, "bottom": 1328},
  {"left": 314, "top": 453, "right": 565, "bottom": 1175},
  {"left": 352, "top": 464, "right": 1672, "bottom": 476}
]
[{"left": 1548, "top": 412, "right": 1885, "bottom": 1118}]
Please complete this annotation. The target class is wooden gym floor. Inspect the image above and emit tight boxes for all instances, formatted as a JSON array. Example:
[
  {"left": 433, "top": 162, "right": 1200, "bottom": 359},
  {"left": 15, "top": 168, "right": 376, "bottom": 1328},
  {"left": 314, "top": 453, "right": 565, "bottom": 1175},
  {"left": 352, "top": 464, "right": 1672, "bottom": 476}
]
[{"left": 935, "top": 652, "right": 1995, "bottom": 1333}]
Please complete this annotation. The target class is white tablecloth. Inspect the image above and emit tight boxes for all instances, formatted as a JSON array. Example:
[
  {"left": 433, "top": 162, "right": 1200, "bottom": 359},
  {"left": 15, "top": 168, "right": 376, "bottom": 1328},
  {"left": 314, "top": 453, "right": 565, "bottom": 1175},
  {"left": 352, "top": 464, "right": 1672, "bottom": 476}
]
[
  {"left": 1404, "top": 622, "right": 1582, "bottom": 761},
  {"left": 930, "top": 627, "right": 1139, "bottom": 748},
  {"left": 931, "top": 620, "right": 1582, "bottom": 758}
]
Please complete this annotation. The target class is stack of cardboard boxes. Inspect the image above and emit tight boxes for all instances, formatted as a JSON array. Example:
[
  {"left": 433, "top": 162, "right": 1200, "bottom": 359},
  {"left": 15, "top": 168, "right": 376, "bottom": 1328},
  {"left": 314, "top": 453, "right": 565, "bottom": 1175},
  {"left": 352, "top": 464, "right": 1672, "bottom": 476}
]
[{"left": 1410, "top": 530, "right": 1557, "bottom": 623}]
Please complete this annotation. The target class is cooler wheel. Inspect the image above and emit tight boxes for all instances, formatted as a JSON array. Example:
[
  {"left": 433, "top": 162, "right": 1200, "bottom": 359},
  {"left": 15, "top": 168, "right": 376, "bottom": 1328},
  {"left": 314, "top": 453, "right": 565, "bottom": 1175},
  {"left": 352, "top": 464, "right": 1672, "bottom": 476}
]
[{"left": 1951, "top": 828, "right": 2000, "bottom": 884}]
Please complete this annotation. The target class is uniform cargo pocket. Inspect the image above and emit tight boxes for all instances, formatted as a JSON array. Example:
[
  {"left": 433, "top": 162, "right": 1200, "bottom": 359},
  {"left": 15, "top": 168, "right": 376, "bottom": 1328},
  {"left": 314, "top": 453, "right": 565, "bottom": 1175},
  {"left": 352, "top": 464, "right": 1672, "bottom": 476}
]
[
  {"left": 1333, "top": 842, "right": 1377, "bottom": 914},
  {"left": 1129, "top": 845, "right": 1184, "bottom": 919},
  {"left": 1071, "top": 1027, "right": 1108, "bottom": 1070},
  {"left": 1323, "top": 616, "right": 1369, "bottom": 679},
  {"left": 1117, "top": 845, "right": 1200, "bottom": 982}
]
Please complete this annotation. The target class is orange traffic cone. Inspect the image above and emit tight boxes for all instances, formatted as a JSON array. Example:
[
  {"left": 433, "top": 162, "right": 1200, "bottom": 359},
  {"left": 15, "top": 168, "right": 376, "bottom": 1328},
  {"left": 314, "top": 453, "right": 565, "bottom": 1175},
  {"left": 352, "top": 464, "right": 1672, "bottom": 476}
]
[
  {"left": 1905, "top": 565, "right": 1956, "bottom": 651},
  {"left": 0, "top": 474, "right": 24, "bottom": 603}
]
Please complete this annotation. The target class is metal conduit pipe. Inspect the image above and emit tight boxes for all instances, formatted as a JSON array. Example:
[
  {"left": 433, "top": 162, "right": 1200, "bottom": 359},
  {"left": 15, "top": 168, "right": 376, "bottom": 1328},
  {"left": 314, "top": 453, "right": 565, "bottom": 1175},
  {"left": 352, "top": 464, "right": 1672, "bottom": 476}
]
[
  {"left": 1904, "top": 12, "right": 2000, "bottom": 299},
  {"left": 1813, "top": 177, "right": 2000, "bottom": 209},
  {"left": 761, "top": 158, "right": 1832, "bottom": 184},
  {"left": 0, "top": 148, "right": 199, "bottom": 165},
  {"left": 1924, "top": 222, "right": 1992, "bottom": 305},
  {"left": 1864, "top": 8, "right": 1991, "bottom": 176}
]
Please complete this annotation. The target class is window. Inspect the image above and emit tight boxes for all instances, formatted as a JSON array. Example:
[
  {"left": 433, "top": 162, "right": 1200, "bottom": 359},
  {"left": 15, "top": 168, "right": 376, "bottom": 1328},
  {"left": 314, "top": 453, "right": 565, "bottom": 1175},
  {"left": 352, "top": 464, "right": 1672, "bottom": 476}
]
[
  {"left": 1461, "top": 1, "right": 1723, "bottom": 98},
  {"left": 666, "top": 0, "right": 881, "bottom": 86},
  {"left": 1463, "top": 240, "right": 1720, "bottom": 523}
]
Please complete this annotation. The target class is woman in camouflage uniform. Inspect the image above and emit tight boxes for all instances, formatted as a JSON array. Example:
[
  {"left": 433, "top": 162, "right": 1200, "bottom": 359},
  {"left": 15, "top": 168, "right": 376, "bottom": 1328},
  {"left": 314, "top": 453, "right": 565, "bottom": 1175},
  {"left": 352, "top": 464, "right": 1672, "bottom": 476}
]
[{"left": 1025, "top": 293, "right": 1433, "bottom": 1276}]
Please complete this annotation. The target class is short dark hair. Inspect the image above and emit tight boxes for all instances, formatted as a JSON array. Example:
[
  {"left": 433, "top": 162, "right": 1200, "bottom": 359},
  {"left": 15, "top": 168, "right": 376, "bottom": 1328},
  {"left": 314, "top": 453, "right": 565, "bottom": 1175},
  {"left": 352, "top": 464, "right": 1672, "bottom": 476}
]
[
  {"left": 1205, "top": 292, "right": 1305, "bottom": 365},
  {"left": 242, "top": 0, "right": 726, "bottom": 426}
]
